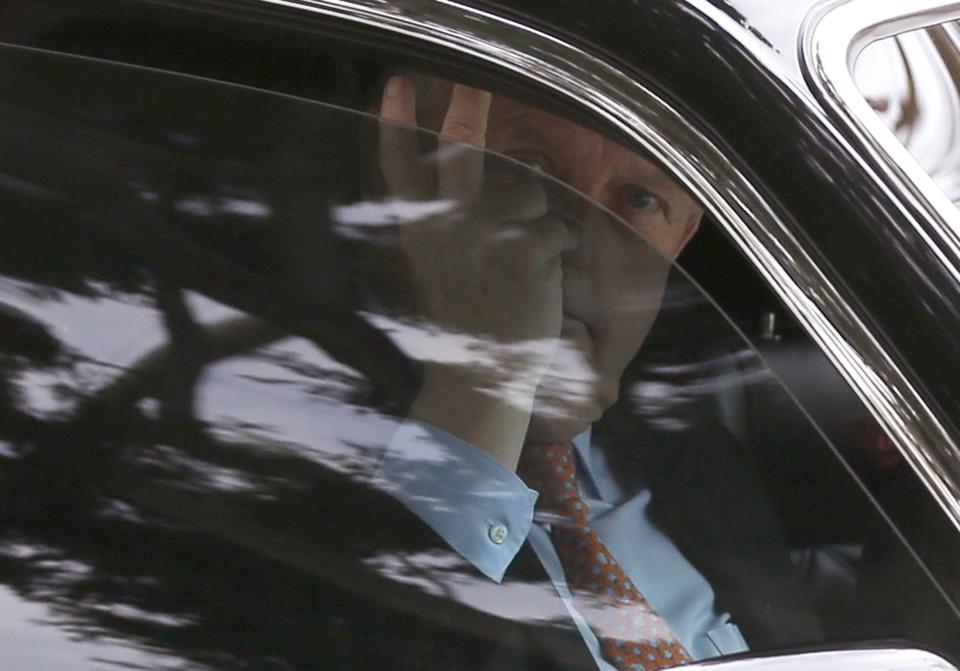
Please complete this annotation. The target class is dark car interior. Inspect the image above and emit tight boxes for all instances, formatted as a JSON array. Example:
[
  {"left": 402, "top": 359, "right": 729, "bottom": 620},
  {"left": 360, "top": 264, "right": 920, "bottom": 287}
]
[{"left": 1, "top": 0, "right": 960, "bottom": 668}]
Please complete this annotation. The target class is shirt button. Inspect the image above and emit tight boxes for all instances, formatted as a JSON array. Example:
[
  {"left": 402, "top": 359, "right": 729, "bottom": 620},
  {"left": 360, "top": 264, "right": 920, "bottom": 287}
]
[{"left": 488, "top": 523, "right": 508, "bottom": 545}]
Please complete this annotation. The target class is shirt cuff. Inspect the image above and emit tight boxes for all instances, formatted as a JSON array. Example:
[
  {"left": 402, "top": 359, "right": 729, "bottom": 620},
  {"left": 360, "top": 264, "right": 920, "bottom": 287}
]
[{"left": 371, "top": 419, "right": 538, "bottom": 583}]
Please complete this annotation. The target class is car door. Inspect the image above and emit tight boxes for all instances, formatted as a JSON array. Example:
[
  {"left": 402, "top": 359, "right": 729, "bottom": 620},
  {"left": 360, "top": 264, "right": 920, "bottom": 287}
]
[{"left": 0, "top": 1, "right": 959, "bottom": 669}]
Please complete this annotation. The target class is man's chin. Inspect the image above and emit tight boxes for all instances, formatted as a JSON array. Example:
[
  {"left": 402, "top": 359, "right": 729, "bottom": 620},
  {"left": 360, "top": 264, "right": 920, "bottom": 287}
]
[{"left": 524, "top": 377, "right": 621, "bottom": 444}]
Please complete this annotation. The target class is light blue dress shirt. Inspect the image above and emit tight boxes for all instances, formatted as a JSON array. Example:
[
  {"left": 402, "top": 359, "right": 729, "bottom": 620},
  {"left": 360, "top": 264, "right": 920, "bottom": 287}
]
[{"left": 371, "top": 420, "right": 749, "bottom": 669}]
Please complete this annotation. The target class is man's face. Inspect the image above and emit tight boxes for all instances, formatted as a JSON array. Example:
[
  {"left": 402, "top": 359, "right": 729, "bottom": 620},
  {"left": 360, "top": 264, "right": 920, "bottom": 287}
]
[{"left": 485, "top": 97, "right": 703, "bottom": 442}]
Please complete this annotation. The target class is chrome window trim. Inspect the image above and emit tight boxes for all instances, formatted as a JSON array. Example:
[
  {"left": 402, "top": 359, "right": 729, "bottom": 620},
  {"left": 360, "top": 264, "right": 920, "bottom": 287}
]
[
  {"left": 689, "top": 647, "right": 958, "bottom": 671},
  {"left": 801, "top": 0, "right": 960, "bottom": 283},
  {"left": 254, "top": 0, "right": 960, "bottom": 533},
  {"left": 800, "top": 0, "right": 960, "bottom": 528}
]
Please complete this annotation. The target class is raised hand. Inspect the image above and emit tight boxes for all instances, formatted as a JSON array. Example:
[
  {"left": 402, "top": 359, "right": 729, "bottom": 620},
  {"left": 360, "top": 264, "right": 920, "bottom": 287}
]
[{"left": 378, "top": 75, "right": 565, "bottom": 469}]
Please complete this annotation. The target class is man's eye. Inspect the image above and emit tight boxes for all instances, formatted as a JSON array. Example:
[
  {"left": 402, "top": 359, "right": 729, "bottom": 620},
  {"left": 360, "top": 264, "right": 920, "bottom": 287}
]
[{"left": 623, "top": 186, "right": 665, "bottom": 217}]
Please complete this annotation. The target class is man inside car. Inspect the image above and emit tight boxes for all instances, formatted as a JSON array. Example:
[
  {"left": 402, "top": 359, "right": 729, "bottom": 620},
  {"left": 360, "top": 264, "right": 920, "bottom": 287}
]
[{"left": 368, "top": 74, "right": 821, "bottom": 670}]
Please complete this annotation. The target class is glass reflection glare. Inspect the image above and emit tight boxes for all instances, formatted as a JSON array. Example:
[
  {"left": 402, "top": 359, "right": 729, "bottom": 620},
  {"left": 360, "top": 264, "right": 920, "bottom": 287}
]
[
  {"left": 855, "top": 27, "right": 960, "bottom": 204},
  {"left": 0, "top": 41, "right": 956, "bottom": 671}
]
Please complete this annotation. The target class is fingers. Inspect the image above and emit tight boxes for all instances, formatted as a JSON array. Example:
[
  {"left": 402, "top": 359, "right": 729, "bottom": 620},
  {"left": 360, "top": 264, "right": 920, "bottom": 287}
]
[
  {"left": 490, "top": 178, "right": 548, "bottom": 222},
  {"left": 380, "top": 77, "right": 492, "bottom": 204},
  {"left": 483, "top": 181, "right": 568, "bottom": 268},
  {"left": 497, "top": 218, "right": 568, "bottom": 268},
  {"left": 438, "top": 84, "right": 492, "bottom": 202},
  {"left": 379, "top": 76, "right": 421, "bottom": 198},
  {"left": 527, "top": 217, "right": 570, "bottom": 265},
  {"left": 440, "top": 84, "right": 492, "bottom": 146}
]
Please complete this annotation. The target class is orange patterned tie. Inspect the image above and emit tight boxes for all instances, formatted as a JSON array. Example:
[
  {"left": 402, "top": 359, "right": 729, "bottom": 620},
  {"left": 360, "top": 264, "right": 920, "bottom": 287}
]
[{"left": 518, "top": 441, "right": 692, "bottom": 671}]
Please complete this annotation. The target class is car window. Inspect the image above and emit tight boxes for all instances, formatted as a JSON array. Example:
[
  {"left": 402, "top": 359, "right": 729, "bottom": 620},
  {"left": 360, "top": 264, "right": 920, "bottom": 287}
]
[
  {"left": 1, "top": 28, "right": 960, "bottom": 671},
  {"left": 854, "top": 23, "right": 960, "bottom": 205}
]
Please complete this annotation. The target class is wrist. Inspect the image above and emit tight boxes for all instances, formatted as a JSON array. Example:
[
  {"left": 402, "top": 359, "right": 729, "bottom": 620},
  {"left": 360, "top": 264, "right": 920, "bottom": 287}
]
[{"left": 411, "top": 372, "right": 536, "bottom": 471}]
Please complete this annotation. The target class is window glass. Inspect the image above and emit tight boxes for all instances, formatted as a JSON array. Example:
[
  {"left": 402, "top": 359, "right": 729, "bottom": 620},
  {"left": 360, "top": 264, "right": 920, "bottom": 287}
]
[
  {"left": 855, "top": 24, "right": 960, "bottom": 204},
  {"left": 1, "top": 41, "right": 960, "bottom": 671}
]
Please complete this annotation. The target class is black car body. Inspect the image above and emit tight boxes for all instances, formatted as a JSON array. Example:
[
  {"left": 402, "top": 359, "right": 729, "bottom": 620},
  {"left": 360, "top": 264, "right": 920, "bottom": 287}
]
[{"left": 1, "top": 1, "right": 960, "bottom": 669}]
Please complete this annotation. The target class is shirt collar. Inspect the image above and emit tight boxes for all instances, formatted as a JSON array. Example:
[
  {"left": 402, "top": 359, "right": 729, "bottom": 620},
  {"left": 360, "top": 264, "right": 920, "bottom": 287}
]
[
  {"left": 372, "top": 420, "right": 536, "bottom": 583},
  {"left": 572, "top": 428, "right": 607, "bottom": 499},
  {"left": 572, "top": 427, "right": 592, "bottom": 466}
]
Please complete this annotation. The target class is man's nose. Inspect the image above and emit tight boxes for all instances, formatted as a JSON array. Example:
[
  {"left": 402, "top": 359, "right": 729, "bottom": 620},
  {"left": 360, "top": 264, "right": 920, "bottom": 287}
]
[
  {"left": 569, "top": 167, "right": 611, "bottom": 201},
  {"left": 567, "top": 173, "right": 615, "bottom": 222},
  {"left": 544, "top": 172, "right": 610, "bottom": 266},
  {"left": 549, "top": 201, "right": 594, "bottom": 270}
]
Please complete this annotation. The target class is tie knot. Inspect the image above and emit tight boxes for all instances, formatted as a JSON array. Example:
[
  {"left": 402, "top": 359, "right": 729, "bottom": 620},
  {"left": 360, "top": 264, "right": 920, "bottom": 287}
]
[
  {"left": 518, "top": 441, "right": 586, "bottom": 521},
  {"left": 518, "top": 445, "right": 692, "bottom": 670},
  {"left": 518, "top": 442, "right": 575, "bottom": 486}
]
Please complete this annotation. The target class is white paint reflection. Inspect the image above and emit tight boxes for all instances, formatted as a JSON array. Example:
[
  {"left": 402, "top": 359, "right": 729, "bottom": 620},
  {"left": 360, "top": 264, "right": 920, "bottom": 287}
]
[
  {"left": 127, "top": 179, "right": 160, "bottom": 203},
  {"left": 16, "top": 367, "right": 90, "bottom": 418},
  {"left": 0, "top": 539, "right": 57, "bottom": 560},
  {"left": 364, "top": 311, "right": 588, "bottom": 413},
  {"left": 89, "top": 602, "right": 196, "bottom": 628},
  {"left": 137, "top": 397, "right": 161, "bottom": 421},
  {"left": 0, "top": 277, "right": 164, "bottom": 369},
  {"left": 0, "top": 585, "right": 190, "bottom": 670},
  {"left": 220, "top": 197, "right": 272, "bottom": 218},
  {"left": 183, "top": 292, "right": 248, "bottom": 326},
  {"left": 0, "top": 277, "right": 164, "bottom": 417},
  {"left": 173, "top": 195, "right": 272, "bottom": 218},
  {"left": 574, "top": 596, "right": 674, "bottom": 645},
  {"left": 93, "top": 498, "right": 149, "bottom": 525},
  {"left": 0, "top": 439, "right": 15, "bottom": 458},
  {"left": 527, "top": 339, "right": 600, "bottom": 421},
  {"left": 0, "top": 172, "right": 58, "bottom": 200},
  {"left": 628, "top": 351, "right": 770, "bottom": 433},
  {"left": 363, "top": 550, "right": 571, "bottom": 625},
  {"left": 134, "top": 444, "right": 263, "bottom": 493},
  {"left": 332, "top": 198, "right": 457, "bottom": 239},
  {"left": 196, "top": 336, "right": 393, "bottom": 476}
]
